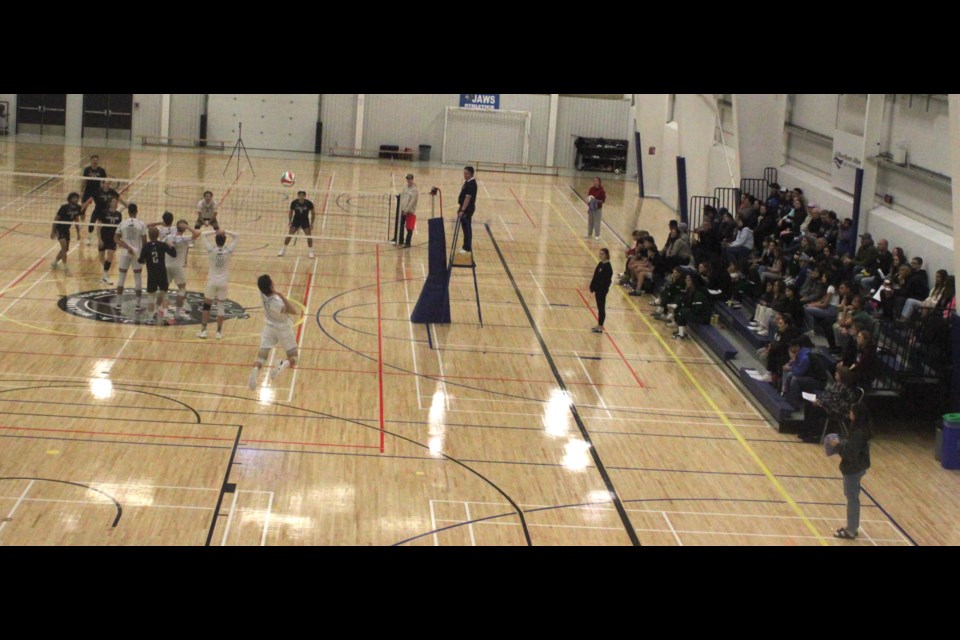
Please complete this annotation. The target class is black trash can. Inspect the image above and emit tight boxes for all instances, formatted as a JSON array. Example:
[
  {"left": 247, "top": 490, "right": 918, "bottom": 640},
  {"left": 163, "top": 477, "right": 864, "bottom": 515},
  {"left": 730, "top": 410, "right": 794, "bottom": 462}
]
[{"left": 419, "top": 145, "right": 432, "bottom": 162}]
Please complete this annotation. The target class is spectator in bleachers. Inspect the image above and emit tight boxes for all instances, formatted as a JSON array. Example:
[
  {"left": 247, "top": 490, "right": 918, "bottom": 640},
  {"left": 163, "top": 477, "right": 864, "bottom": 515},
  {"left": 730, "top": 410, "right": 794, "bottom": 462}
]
[
  {"left": 804, "top": 206, "right": 824, "bottom": 238},
  {"left": 849, "top": 330, "right": 878, "bottom": 388},
  {"left": 697, "top": 260, "right": 730, "bottom": 299},
  {"left": 750, "top": 279, "right": 785, "bottom": 335},
  {"left": 662, "top": 227, "right": 692, "bottom": 272},
  {"left": 738, "top": 194, "right": 759, "bottom": 229},
  {"left": 823, "top": 210, "right": 840, "bottom": 250},
  {"left": 891, "top": 246, "right": 907, "bottom": 265},
  {"left": 798, "top": 365, "right": 861, "bottom": 443},
  {"left": 717, "top": 209, "right": 737, "bottom": 244},
  {"left": 758, "top": 313, "right": 803, "bottom": 385},
  {"left": 781, "top": 338, "right": 828, "bottom": 407},
  {"left": 838, "top": 294, "right": 878, "bottom": 339},
  {"left": 618, "top": 229, "right": 648, "bottom": 286},
  {"left": 891, "top": 258, "right": 930, "bottom": 319},
  {"left": 823, "top": 282, "right": 855, "bottom": 354},
  {"left": 757, "top": 244, "right": 785, "bottom": 287},
  {"left": 858, "top": 238, "right": 893, "bottom": 295},
  {"left": 804, "top": 277, "right": 848, "bottom": 336},
  {"left": 900, "top": 269, "right": 949, "bottom": 323},
  {"left": 651, "top": 267, "right": 684, "bottom": 322},
  {"left": 726, "top": 261, "right": 754, "bottom": 302},
  {"left": 779, "top": 196, "right": 808, "bottom": 247},
  {"left": 670, "top": 273, "right": 711, "bottom": 341},
  {"left": 627, "top": 247, "right": 655, "bottom": 297},
  {"left": 835, "top": 218, "right": 857, "bottom": 259},
  {"left": 838, "top": 322, "right": 864, "bottom": 366},
  {"left": 722, "top": 216, "right": 754, "bottom": 267},
  {"left": 767, "top": 183, "right": 782, "bottom": 210},
  {"left": 759, "top": 282, "right": 804, "bottom": 338},
  {"left": 798, "top": 265, "right": 825, "bottom": 305},
  {"left": 755, "top": 203, "right": 778, "bottom": 242},
  {"left": 843, "top": 233, "right": 878, "bottom": 285},
  {"left": 692, "top": 217, "right": 721, "bottom": 265}
]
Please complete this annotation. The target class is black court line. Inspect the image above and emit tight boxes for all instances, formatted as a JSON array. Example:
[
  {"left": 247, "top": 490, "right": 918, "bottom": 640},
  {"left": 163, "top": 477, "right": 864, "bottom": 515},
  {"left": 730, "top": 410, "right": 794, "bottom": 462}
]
[
  {"left": 486, "top": 222, "right": 640, "bottom": 546},
  {"left": 0, "top": 477, "right": 122, "bottom": 528},
  {"left": 0, "top": 383, "right": 202, "bottom": 424},
  {"left": 392, "top": 495, "right": 899, "bottom": 547},
  {"left": 858, "top": 486, "right": 919, "bottom": 546},
  {"left": 205, "top": 425, "right": 243, "bottom": 547}
]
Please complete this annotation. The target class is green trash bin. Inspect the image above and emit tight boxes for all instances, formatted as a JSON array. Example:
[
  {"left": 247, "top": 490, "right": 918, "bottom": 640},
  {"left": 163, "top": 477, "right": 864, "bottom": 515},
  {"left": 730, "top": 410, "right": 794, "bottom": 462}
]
[
  {"left": 419, "top": 145, "right": 431, "bottom": 162},
  {"left": 942, "top": 414, "right": 960, "bottom": 470}
]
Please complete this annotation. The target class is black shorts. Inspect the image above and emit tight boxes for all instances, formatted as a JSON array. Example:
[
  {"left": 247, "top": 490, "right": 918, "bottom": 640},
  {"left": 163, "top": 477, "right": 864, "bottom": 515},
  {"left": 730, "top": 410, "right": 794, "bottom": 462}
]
[
  {"left": 146, "top": 270, "right": 169, "bottom": 294},
  {"left": 290, "top": 215, "right": 312, "bottom": 230},
  {"left": 55, "top": 226, "right": 72, "bottom": 241},
  {"left": 100, "top": 231, "right": 117, "bottom": 251},
  {"left": 195, "top": 217, "right": 220, "bottom": 230}
]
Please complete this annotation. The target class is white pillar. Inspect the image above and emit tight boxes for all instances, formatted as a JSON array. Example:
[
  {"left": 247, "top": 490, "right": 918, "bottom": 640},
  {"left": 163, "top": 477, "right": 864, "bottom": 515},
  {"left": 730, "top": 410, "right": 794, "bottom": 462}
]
[
  {"left": 857, "top": 94, "right": 885, "bottom": 222},
  {"left": 354, "top": 94, "right": 365, "bottom": 151},
  {"left": 948, "top": 95, "right": 960, "bottom": 280},
  {"left": 160, "top": 94, "right": 171, "bottom": 139},
  {"left": 546, "top": 94, "right": 559, "bottom": 167}
]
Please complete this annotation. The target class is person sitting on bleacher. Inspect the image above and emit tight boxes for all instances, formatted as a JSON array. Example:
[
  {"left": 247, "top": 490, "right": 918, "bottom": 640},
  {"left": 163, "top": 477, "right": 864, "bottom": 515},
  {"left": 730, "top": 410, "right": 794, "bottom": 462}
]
[
  {"left": 755, "top": 204, "right": 778, "bottom": 243},
  {"left": 651, "top": 267, "right": 684, "bottom": 322},
  {"left": 738, "top": 194, "right": 759, "bottom": 229},
  {"left": 717, "top": 209, "right": 737, "bottom": 244},
  {"left": 781, "top": 338, "right": 820, "bottom": 407},
  {"left": 849, "top": 330, "right": 879, "bottom": 388},
  {"left": 698, "top": 260, "right": 731, "bottom": 300},
  {"left": 838, "top": 322, "right": 864, "bottom": 366},
  {"left": 823, "top": 210, "right": 840, "bottom": 250},
  {"left": 822, "top": 282, "right": 855, "bottom": 354},
  {"left": 767, "top": 183, "right": 782, "bottom": 210},
  {"left": 757, "top": 243, "right": 785, "bottom": 288},
  {"left": 838, "top": 294, "right": 878, "bottom": 339},
  {"left": 627, "top": 243, "right": 656, "bottom": 296},
  {"left": 722, "top": 216, "right": 754, "bottom": 268},
  {"left": 692, "top": 218, "right": 721, "bottom": 266},
  {"left": 857, "top": 238, "right": 893, "bottom": 296},
  {"left": 900, "top": 269, "right": 949, "bottom": 324},
  {"left": 842, "top": 233, "right": 878, "bottom": 286},
  {"left": 750, "top": 279, "right": 783, "bottom": 335},
  {"left": 778, "top": 196, "right": 808, "bottom": 248},
  {"left": 797, "top": 264, "right": 825, "bottom": 306},
  {"left": 891, "top": 257, "right": 929, "bottom": 319},
  {"left": 618, "top": 230, "right": 648, "bottom": 286},
  {"left": 796, "top": 365, "right": 861, "bottom": 443},
  {"left": 804, "top": 276, "right": 847, "bottom": 336},
  {"left": 757, "top": 313, "right": 801, "bottom": 384},
  {"left": 804, "top": 206, "right": 825, "bottom": 238},
  {"left": 662, "top": 227, "right": 693, "bottom": 272},
  {"left": 670, "top": 273, "right": 711, "bottom": 341},
  {"left": 835, "top": 218, "right": 856, "bottom": 259}
]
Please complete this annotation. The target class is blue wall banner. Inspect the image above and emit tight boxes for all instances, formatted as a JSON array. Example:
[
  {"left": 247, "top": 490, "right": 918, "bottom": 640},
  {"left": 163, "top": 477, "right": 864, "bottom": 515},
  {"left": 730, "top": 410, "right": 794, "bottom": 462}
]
[{"left": 459, "top": 94, "right": 500, "bottom": 110}]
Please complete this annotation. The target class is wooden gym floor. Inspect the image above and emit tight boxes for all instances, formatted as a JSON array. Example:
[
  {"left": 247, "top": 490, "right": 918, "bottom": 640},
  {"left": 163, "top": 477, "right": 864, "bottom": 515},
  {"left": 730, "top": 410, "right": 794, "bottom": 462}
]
[{"left": 0, "top": 138, "right": 956, "bottom": 546}]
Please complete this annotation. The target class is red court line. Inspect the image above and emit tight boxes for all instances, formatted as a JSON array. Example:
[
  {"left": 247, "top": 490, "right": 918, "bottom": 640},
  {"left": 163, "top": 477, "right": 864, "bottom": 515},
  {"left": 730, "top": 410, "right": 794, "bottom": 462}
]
[
  {"left": 216, "top": 170, "right": 245, "bottom": 211},
  {"left": 0, "top": 223, "right": 23, "bottom": 241},
  {"left": 375, "top": 245, "right": 385, "bottom": 452},
  {"left": 240, "top": 438, "right": 380, "bottom": 449},
  {"left": 0, "top": 258, "right": 45, "bottom": 298},
  {"left": 508, "top": 188, "right": 538, "bottom": 227},
  {"left": 575, "top": 288, "right": 646, "bottom": 389}
]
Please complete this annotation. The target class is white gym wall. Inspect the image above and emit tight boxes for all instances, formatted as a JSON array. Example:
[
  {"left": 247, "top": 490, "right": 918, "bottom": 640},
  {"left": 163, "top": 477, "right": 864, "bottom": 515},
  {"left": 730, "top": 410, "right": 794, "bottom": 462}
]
[{"left": 206, "top": 94, "right": 320, "bottom": 153}]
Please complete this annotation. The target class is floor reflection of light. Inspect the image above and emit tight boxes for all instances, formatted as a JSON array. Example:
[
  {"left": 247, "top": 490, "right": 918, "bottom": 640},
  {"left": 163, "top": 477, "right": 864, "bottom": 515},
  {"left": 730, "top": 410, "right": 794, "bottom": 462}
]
[
  {"left": 542, "top": 389, "right": 571, "bottom": 437},
  {"left": 586, "top": 490, "right": 614, "bottom": 504},
  {"left": 258, "top": 386, "right": 275, "bottom": 405},
  {"left": 428, "top": 387, "right": 446, "bottom": 456},
  {"left": 89, "top": 377, "right": 114, "bottom": 400},
  {"left": 561, "top": 438, "right": 591, "bottom": 471}
]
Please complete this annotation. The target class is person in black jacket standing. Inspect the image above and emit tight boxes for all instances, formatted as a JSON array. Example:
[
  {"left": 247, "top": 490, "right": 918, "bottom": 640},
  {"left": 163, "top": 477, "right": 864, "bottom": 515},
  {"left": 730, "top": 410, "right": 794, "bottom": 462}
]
[
  {"left": 590, "top": 248, "right": 613, "bottom": 333},
  {"left": 457, "top": 166, "right": 478, "bottom": 254},
  {"left": 830, "top": 403, "right": 872, "bottom": 540}
]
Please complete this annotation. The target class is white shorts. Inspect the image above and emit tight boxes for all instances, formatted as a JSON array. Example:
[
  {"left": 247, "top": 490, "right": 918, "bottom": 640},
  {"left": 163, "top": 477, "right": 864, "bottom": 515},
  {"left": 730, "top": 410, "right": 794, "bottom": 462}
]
[
  {"left": 118, "top": 252, "right": 141, "bottom": 271},
  {"left": 259, "top": 324, "right": 297, "bottom": 353},
  {"left": 167, "top": 265, "right": 186, "bottom": 287},
  {"left": 205, "top": 283, "right": 228, "bottom": 301}
]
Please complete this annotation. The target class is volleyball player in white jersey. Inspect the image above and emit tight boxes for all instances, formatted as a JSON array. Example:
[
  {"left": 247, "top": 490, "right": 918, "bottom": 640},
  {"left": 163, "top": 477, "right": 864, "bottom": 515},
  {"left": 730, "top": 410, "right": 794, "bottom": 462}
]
[
  {"left": 192, "top": 191, "right": 219, "bottom": 247},
  {"left": 197, "top": 229, "right": 239, "bottom": 340},
  {"left": 150, "top": 212, "right": 200, "bottom": 319},
  {"left": 114, "top": 203, "right": 148, "bottom": 308},
  {"left": 247, "top": 274, "right": 302, "bottom": 391}
]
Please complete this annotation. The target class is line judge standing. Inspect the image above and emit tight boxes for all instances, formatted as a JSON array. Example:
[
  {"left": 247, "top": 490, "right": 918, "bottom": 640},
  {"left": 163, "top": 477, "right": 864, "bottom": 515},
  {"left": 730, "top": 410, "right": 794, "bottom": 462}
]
[
  {"left": 457, "top": 166, "right": 477, "bottom": 254},
  {"left": 395, "top": 173, "right": 419, "bottom": 248}
]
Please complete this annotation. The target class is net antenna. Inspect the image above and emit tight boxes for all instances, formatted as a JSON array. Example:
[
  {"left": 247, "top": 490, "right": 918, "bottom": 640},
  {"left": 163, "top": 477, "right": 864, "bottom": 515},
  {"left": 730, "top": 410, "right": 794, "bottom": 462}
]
[{"left": 223, "top": 122, "right": 256, "bottom": 179}]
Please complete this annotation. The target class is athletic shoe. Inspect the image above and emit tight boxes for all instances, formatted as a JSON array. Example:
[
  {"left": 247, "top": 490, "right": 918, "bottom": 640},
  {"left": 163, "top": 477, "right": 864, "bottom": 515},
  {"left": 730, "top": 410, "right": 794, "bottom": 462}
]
[
  {"left": 748, "top": 321, "right": 760, "bottom": 327},
  {"left": 591, "top": 326, "right": 603, "bottom": 333},
  {"left": 215, "top": 331, "right": 223, "bottom": 340},
  {"left": 247, "top": 368, "right": 259, "bottom": 391},
  {"left": 594, "top": 235, "right": 601, "bottom": 240},
  {"left": 62, "top": 266, "right": 71, "bottom": 275},
  {"left": 269, "top": 362, "right": 284, "bottom": 382},
  {"left": 309, "top": 251, "right": 315, "bottom": 259},
  {"left": 628, "top": 290, "right": 643, "bottom": 296},
  {"left": 50, "top": 262, "right": 59, "bottom": 271},
  {"left": 458, "top": 248, "right": 468, "bottom": 254},
  {"left": 757, "top": 372, "right": 773, "bottom": 383},
  {"left": 99, "top": 276, "right": 112, "bottom": 284},
  {"left": 277, "top": 247, "right": 286, "bottom": 257},
  {"left": 196, "top": 330, "right": 207, "bottom": 339},
  {"left": 673, "top": 332, "right": 687, "bottom": 340},
  {"left": 666, "top": 320, "right": 677, "bottom": 328},
  {"left": 757, "top": 329, "right": 769, "bottom": 337}
]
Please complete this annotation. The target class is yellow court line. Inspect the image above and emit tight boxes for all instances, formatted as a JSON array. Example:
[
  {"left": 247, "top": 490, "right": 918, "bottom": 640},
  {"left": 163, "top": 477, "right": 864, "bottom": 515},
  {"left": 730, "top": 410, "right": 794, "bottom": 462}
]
[{"left": 546, "top": 199, "right": 828, "bottom": 545}]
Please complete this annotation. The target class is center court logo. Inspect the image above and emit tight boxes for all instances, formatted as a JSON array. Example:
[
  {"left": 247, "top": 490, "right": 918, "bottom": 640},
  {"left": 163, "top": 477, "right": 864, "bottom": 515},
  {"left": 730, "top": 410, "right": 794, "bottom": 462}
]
[{"left": 57, "top": 289, "right": 250, "bottom": 326}]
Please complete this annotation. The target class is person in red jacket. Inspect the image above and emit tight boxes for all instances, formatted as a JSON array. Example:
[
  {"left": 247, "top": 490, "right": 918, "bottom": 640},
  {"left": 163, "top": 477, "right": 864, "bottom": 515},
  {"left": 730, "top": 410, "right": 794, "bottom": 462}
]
[{"left": 586, "top": 177, "right": 607, "bottom": 240}]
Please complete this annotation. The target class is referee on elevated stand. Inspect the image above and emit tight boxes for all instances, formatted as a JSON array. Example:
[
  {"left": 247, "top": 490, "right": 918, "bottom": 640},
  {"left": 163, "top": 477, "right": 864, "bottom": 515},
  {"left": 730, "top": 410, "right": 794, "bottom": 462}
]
[{"left": 457, "top": 166, "right": 477, "bottom": 254}]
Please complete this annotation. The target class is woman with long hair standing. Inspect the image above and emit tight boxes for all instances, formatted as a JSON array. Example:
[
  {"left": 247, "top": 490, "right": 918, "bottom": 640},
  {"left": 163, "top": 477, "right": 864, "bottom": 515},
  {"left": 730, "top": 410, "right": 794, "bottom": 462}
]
[{"left": 829, "top": 403, "right": 872, "bottom": 540}]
